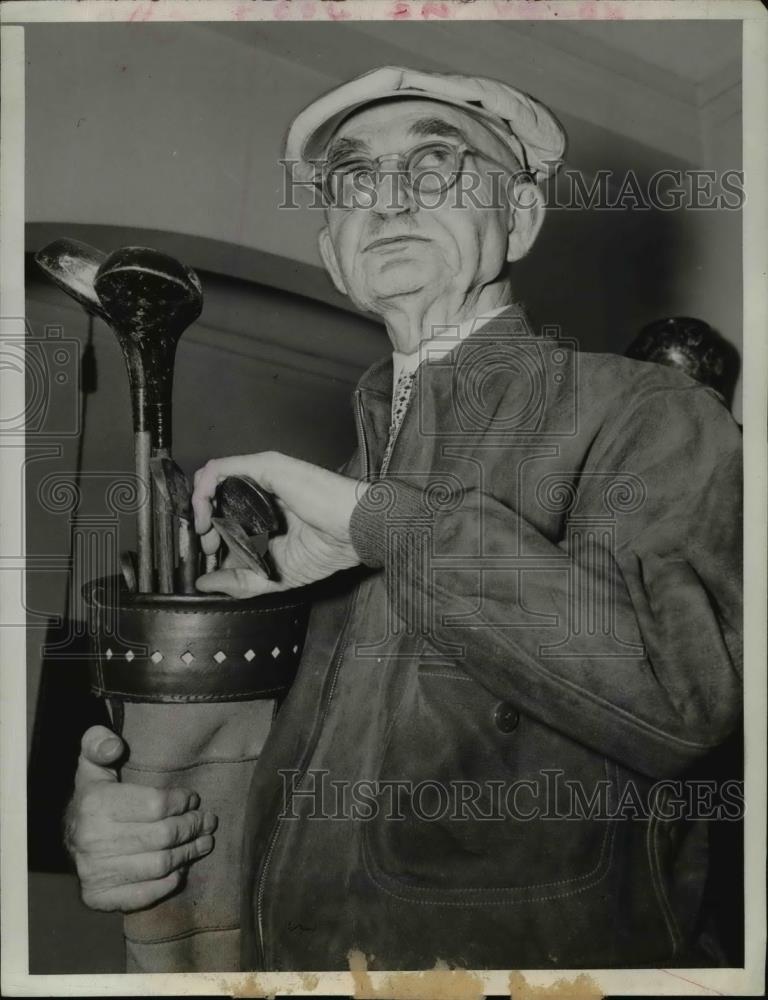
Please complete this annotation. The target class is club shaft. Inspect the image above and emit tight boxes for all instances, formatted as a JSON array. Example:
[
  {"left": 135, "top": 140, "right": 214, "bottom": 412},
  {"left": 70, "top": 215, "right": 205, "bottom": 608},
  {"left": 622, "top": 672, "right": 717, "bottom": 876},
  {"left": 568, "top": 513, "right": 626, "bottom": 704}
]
[
  {"left": 155, "top": 506, "right": 175, "bottom": 593},
  {"left": 93, "top": 250, "right": 202, "bottom": 599},
  {"left": 119, "top": 550, "right": 137, "bottom": 594},
  {"left": 152, "top": 446, "right": 175, "bottom": 594},
  {"left": 178, "top": 520, "right": 198, "bottom": 594},
  {"left": 135, "top": 430, "right": 154, "bottom": 592}
]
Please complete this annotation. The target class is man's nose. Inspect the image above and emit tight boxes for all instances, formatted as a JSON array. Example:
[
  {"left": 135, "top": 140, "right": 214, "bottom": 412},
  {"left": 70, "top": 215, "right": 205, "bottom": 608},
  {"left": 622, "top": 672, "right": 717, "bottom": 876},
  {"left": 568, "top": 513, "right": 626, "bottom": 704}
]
[{"left": 371, "top": 168, "right": 415, "bottom": 217}]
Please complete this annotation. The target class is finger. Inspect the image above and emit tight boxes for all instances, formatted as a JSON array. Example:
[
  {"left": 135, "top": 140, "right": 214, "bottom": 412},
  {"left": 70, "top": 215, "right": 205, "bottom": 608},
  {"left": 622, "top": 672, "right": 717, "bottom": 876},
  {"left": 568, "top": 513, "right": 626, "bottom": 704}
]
[
  {"left": 75, "top": 727, "right": 125, "bottom": 788},
  {"left": 191, "top": 462, "right": 216, "bottom": 535},
  {"left": 81, "top": 726, "right": 125, "bottom": 767},
  {"left": 200, "top": 526, "right": 221, "bottom": 555},
  {"left": 76, "top": 809, "right": 219, "bottom": 858},
  {"left": 126, "top": 810, "right": 218, "bottom": 854},
  {"left": 94, "top": 783, "right": 202, "bottom": 823},
  {"left": 81, "top": 869, "right": 185, "bottom": 914},
  {"left": 78, "top": 834, "right": 215, "bottom": 888},
  {"left": 194, "top": 567, "right": 283, "bottom": 599},
  {"left": 208, "top": 454, "right": 356, "bottom": 538},
  {"left": 220, "top": 550, "right": 268, "bottom": 576},
  {"left": 191, "top": 458, "right": 230, "bottom": 534},
  {"left": 191, "top": 454, "right": 281, "bottom": 535}
]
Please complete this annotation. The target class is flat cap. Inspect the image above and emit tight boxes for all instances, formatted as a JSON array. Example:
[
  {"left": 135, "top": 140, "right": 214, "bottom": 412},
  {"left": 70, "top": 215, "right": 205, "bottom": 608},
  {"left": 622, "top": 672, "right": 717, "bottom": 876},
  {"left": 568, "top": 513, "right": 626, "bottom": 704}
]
[{"left": 285, "top": 65, "right": 566, "bottom": 184}]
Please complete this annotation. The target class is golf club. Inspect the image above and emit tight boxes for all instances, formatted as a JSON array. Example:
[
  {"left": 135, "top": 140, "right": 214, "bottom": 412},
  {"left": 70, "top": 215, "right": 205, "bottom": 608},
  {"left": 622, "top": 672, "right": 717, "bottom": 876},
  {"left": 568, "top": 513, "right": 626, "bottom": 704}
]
[
  {"left": 149, "top": 457, "right": 199, "bottom": 595},
  {"left": 120, "top": 550, "right": 138, "bottom": 594},
  {"left": 35, "top": 239, "right": 110, "bottom": 642},
  {"left": 211, "top": 475, "right": 281, "bottom": 580},
  {"left": 94, "top": 247, "right": 203, "bottom": 593},
  {"left": 34, "top": 238, "right": 108, "bottom": 319}
]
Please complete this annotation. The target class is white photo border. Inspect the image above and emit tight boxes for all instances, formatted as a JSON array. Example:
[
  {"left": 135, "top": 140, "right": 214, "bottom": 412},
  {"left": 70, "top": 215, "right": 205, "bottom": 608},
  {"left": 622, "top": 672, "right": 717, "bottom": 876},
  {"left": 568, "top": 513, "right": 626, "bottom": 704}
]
[{"left": 1, "top": 1, "right": 765, "bottom": 996}]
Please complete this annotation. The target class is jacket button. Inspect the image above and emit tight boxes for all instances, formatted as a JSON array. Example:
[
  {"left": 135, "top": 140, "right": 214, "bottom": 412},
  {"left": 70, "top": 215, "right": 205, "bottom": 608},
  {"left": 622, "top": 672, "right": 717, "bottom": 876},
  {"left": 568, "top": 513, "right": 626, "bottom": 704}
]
[{"left": 494, "top": 702, "right": 520, "bottom": 734}]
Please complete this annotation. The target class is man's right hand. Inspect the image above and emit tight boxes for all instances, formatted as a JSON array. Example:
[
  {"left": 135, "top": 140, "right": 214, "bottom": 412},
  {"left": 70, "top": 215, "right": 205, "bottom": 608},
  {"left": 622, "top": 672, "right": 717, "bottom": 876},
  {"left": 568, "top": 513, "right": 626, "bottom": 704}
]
[{"left": 66, "top": 725, "right": 218, "bottom": 913}]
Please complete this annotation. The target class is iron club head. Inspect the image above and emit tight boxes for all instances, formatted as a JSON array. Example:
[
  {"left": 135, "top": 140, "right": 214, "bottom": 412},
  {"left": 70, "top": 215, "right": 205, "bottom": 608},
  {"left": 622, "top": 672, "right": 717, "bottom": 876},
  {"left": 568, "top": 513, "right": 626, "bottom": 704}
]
[
  {"left": 150, "top": 457, "right": 193, "bottom": 520},
  {"left": 120, "top": 550, "right": 138, "bottom": 594},
  {"left": 149, "top": 456, "right": 201, "bottom": 594},
  {"left": 211, "top": 476, "right": 281, "bottom": 580},
  {"left": 215, "top": 475, "right": 280, "bottom": 536}
]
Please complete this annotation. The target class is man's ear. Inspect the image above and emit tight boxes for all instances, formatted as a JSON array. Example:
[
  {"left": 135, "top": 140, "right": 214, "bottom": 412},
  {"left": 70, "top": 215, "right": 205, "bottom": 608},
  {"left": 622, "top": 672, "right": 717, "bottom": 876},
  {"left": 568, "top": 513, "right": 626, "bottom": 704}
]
[
  {"left": 318, "top": 227, "right": 348, "bottom": 297},
  {"left": 506, "top": 182, "right": 546, "bottom": 263}
]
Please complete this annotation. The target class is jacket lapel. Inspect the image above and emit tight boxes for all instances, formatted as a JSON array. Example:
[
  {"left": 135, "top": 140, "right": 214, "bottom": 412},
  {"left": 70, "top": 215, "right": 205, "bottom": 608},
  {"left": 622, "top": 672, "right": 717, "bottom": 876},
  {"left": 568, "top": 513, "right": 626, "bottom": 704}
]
[{"left": 352, "top": 305, "right": 537, "bottom": 475}]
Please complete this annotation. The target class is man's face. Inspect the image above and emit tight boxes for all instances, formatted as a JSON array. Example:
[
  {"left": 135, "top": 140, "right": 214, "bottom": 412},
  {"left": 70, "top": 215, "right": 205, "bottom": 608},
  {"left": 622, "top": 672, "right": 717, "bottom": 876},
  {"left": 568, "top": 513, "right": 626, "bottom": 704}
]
[{"left": 317, "top": 99, "right": 524, "bottom": 316}]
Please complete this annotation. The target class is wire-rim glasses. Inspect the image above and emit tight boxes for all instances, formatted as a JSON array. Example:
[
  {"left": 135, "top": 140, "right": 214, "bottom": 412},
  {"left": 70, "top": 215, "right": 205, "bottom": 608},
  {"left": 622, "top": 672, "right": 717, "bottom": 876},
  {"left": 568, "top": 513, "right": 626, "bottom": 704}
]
[{"left": 317, "top": 140, "right": 517, "bottom": 209}]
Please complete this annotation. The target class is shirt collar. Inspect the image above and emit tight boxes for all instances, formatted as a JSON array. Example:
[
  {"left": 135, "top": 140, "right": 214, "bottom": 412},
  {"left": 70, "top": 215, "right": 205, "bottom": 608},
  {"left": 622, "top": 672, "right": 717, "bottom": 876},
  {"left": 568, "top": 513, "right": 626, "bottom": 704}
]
[
  {"left": 355, "top": 302, "right": 531, "bottom": 400},
  {"left": 391, "top": 304, "right": 512, "bottom": 390}
]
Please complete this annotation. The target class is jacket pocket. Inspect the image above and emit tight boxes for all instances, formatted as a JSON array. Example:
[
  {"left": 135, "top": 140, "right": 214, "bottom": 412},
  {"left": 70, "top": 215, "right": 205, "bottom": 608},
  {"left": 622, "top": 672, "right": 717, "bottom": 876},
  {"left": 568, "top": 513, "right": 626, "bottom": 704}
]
[{"left": 362, "top": 662, "right": 619, "bottom": 905}]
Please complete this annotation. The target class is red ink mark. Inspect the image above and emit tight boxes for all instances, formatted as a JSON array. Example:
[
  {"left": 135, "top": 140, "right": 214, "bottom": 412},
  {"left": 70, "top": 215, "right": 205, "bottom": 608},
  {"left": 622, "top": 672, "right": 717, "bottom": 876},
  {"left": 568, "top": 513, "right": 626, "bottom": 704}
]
[
  {"left": 127, "top": 2, "right": 154, "bottom": 22},
  {"left": 421, "top": 2, "right": 449, "bottom": 18},
  {"left": 392, "top": 2, "right": 411, "bottom": 18},
  {"left": 301, "top": 2, "right": 317, "bottom": 18},
  {"left": 662, "top": 970, "right": 724, "bottom": 996},
  {"left": 274, "top": 0, "right": 292, "bottom": 19},
  {"left": 326, "top": 4, "right": 351, "bottom": 20},
  {"left": 577, "top": 1, "right": 624, "bottom": 20},
  {"left": 578, "top": 1, "right": 599, "bottom": 19}
]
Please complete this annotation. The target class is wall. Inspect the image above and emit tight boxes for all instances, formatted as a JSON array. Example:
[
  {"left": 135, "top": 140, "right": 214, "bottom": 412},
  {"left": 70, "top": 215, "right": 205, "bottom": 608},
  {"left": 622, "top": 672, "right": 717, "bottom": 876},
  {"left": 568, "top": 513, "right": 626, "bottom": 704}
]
[{"left": 24, "top": 20, "right": 743, "bottom": 413}]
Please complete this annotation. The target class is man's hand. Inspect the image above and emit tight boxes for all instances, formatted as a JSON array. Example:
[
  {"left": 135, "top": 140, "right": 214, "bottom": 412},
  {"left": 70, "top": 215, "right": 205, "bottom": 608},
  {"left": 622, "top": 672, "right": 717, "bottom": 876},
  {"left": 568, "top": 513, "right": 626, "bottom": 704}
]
[
  {"left": 66, "top": 726, "right": 217, "bottom": 913},
  {"left": 191, "top": 451, "right": 365, "bottom": 598}
]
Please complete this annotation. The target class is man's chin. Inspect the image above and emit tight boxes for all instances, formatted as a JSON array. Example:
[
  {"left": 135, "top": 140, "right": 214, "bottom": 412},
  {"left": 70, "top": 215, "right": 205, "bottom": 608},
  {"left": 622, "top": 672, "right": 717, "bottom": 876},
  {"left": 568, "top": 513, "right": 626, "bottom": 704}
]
[
  {"left": 364, "top": 271, "right": 433, "bottom": 302},
  {"left": 374, "top": 284, "right": 427, "bottom": 302}
]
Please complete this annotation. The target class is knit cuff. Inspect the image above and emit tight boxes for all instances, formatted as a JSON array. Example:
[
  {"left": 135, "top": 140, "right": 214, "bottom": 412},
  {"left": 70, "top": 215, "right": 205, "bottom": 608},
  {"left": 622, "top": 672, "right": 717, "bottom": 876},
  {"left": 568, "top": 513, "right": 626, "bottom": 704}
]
[{"left": 349, "top": 479, "right": 435, "bottom": 568}]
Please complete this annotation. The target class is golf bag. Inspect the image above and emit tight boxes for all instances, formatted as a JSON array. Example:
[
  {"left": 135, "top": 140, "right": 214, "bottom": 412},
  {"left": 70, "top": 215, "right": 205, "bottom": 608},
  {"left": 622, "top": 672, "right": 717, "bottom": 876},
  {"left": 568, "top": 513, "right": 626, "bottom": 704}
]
[{"left": 83, "top": 576, "right": 309, "bottom": 972}]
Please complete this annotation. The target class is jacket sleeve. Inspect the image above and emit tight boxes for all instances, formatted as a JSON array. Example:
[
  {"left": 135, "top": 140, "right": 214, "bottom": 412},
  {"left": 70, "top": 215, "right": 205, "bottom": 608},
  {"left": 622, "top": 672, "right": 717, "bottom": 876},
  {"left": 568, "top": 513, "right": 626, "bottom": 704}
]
[{"left": 349, "top": 384, "right": 743, "bottom": 778}]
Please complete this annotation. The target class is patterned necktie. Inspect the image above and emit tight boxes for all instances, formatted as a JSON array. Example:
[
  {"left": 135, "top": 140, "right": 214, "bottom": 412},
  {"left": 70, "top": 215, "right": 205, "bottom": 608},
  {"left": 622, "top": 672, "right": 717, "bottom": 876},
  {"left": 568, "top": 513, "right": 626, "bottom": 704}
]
[{"left": 381, "top": 369, "right": 416, "bottom": 472}]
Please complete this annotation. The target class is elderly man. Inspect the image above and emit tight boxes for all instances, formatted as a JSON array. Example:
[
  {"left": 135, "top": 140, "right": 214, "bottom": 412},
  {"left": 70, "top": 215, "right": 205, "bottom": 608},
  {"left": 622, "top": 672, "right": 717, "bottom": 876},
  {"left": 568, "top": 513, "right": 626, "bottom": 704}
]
[{"left": 68, "top": 67, "right": 742, "bottom": 971}]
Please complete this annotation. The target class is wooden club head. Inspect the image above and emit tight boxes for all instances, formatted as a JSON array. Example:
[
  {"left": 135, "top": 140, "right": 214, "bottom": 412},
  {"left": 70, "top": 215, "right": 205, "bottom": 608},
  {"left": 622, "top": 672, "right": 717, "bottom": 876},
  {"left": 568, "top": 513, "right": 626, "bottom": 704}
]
[
  {"left": 93, "top": 246, "right": 203, "bottom": 343},
  {"left": 34, "top": 238, "right": 108, "bottom": 318}
]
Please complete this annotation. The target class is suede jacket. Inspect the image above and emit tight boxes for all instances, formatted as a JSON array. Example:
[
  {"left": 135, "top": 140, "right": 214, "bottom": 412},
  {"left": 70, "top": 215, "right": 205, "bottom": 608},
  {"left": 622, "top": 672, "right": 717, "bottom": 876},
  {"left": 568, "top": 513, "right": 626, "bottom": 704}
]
[{"left": 239, "top": 308, "right": 743, "bottom": 972}]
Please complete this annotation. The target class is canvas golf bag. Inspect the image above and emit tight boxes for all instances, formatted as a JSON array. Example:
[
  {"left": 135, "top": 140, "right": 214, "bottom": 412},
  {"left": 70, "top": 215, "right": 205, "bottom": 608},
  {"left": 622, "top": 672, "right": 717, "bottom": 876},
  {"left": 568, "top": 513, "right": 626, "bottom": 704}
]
[{"left": 83, "top": 575, "right": 309, "bottom": 972}]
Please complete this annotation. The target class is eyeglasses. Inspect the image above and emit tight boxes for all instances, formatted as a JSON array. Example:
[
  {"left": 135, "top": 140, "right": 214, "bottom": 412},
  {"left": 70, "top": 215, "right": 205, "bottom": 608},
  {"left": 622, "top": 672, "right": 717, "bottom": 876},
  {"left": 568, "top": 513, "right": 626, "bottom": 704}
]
[{"left": 317, "top": 140, "right": 521, "bottom": 209}]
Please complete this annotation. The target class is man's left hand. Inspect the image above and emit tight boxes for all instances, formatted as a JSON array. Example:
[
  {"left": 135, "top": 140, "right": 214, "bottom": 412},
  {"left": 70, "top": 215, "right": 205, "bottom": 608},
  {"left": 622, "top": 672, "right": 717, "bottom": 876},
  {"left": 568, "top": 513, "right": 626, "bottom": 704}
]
[{"left": 191, "top": 452, "right": 365, "bottom": 597}]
